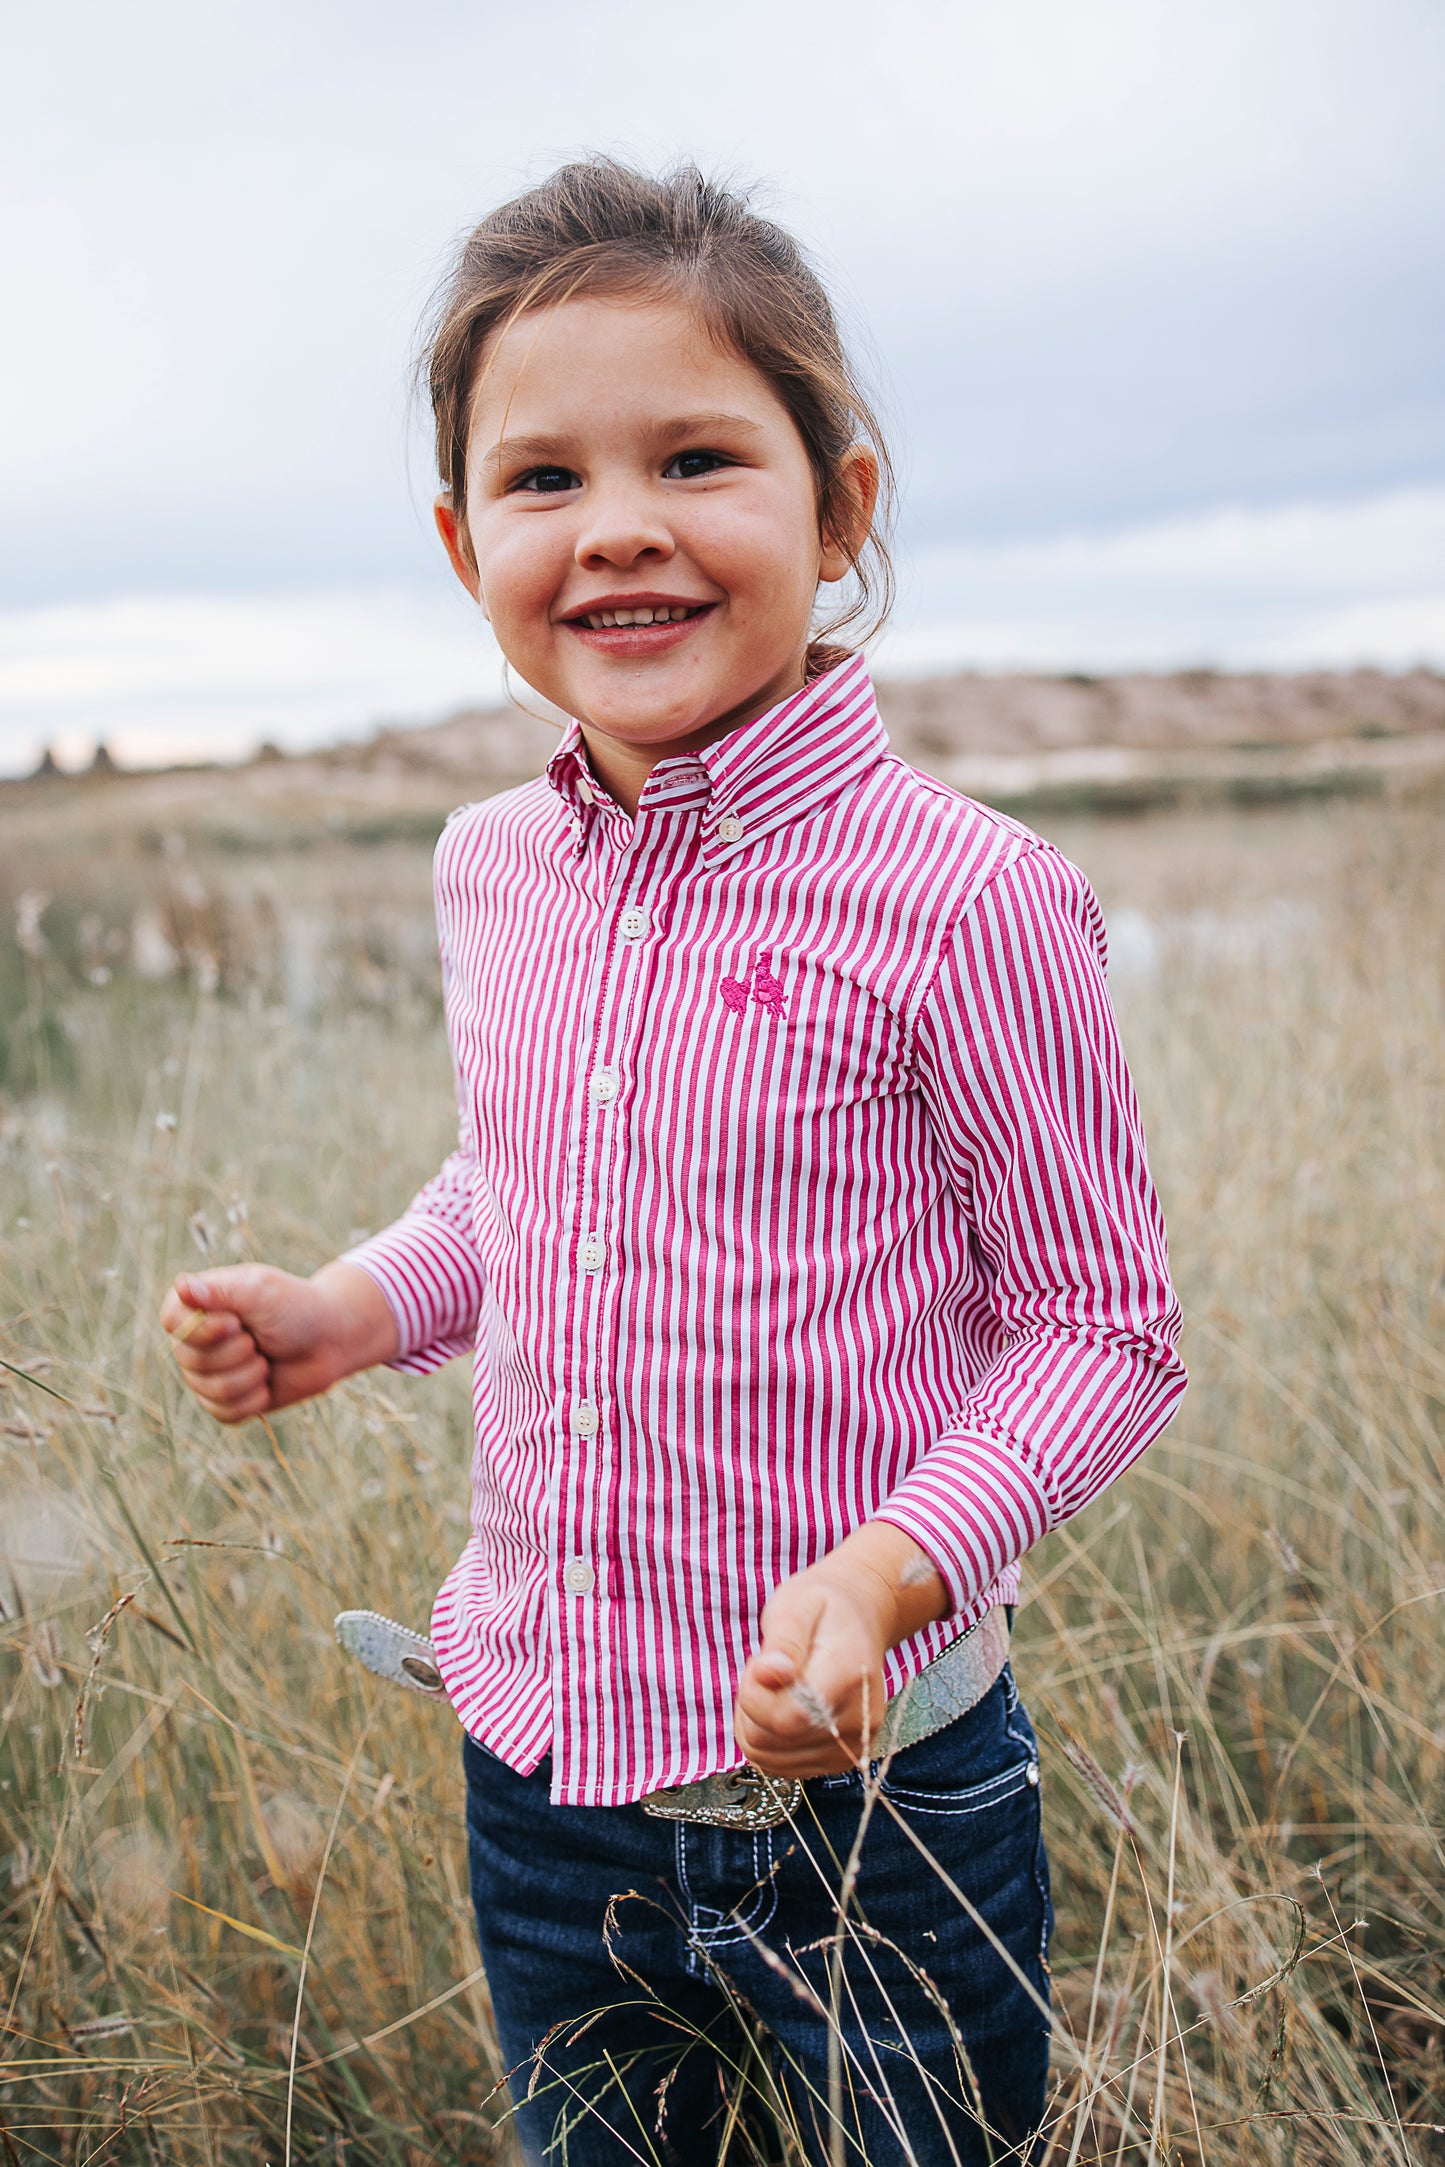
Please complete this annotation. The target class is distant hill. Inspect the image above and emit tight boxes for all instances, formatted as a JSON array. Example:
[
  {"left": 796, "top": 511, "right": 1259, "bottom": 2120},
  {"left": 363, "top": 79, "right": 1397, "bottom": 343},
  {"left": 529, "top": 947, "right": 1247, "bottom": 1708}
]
[
  {"left": 876, "top": 664, "right": 1445, "bottom": 757},
  {"left": 320, "top": 664, "right": 1445, "bottom": 818},
  {"left": 11, "top": 665, "right": 1445, "bottom": 825}
]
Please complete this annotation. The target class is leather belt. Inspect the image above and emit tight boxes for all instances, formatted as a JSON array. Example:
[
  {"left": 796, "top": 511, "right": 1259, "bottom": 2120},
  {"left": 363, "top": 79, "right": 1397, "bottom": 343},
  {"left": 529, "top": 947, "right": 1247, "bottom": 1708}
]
[
  {"left": 334, "top": 1602, "right": 1012, "bottom": 1834},
  {"left": 640, "top": 1604, "right": 1012, "bottom": 1832}
]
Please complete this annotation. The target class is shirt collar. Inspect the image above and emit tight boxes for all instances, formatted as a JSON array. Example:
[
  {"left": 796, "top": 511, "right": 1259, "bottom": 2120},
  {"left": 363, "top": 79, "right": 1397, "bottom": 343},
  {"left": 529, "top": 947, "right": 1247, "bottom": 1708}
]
[{"left": 544, "top": 654, "right": 889, "bottom": 860}]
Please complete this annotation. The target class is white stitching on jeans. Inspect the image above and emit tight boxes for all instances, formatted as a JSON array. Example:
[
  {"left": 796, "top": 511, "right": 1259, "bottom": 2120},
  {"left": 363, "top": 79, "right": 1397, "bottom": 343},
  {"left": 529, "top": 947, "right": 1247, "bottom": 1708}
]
[
  {"left": 882, "top": 1679, "right": 1041, "bottom": 1818},
  {"left": 681, "top": 1827, "right": 779, "bottom": 1950},
  {"left": 880, "top": 1760, "right": 1037, "bottom": 1818}
]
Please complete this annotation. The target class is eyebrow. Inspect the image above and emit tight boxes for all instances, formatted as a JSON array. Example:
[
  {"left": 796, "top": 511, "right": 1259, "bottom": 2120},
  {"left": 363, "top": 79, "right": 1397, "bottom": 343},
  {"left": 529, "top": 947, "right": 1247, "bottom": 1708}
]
[{"left": 483, "top": 411, "right": 768, "bottom": 471}]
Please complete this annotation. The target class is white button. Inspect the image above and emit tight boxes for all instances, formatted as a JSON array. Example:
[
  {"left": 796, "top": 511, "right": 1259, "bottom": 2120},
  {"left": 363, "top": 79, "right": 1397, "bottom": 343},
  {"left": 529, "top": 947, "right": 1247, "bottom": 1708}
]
[
  {"left": 580, "top": 1233, "right": 605, "bottom": 1273},
  {"left": 716, "top": 814, "right": 745, "bottom": 844},
  {"left": 1025, "top": 1761, "right": 1040, "bottom": 1787},
  {"left": 589, "top": 1066, "right": 620, "bottom": 1105},
  {"left": 563, "top": 1558, "right": 595, "bottom": 1595},
  {"left": 572, "top": 1402, "right": 600, "bottom": 1437},
  {"left": 619, "top": 906, "right": 650, "bottom": 942}
]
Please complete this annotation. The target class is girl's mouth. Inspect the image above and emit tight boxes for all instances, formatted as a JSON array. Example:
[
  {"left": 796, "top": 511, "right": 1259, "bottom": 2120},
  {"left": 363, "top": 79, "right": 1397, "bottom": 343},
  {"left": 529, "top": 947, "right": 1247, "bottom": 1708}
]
[{"left": 563, "top": 601, "right": 715, "bottom": 654}]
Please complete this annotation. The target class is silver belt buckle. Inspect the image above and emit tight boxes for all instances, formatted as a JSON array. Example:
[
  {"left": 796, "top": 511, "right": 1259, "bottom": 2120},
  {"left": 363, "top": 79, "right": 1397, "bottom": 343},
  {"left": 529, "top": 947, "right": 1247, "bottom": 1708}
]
[
  {"left": 334, "top": 1609, "right": 447, "bottom": 1696},
  {"left": 642, "top": 1766, "right": 802, "bottom": 1830}
]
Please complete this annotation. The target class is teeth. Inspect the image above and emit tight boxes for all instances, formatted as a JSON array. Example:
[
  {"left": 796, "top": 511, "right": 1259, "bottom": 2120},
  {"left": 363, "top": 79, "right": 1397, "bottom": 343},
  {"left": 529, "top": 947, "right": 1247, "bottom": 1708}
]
[{"left": 580, "top": 605, "right": 696, "bottom": 629}]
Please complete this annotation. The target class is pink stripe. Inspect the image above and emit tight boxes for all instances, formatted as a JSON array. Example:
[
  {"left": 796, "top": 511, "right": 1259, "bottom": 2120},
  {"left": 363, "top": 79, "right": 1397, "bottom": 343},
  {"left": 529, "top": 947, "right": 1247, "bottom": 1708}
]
[{"left": 345, "top": 657, "right": 1185, "bottom": 1806}]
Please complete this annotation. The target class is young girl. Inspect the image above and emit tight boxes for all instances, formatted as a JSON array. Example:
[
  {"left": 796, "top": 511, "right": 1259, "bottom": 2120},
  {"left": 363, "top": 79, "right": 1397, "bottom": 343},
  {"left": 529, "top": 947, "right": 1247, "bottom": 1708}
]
[{"left": 163, "top": 160, "right": 1185, "bottom": 2165}]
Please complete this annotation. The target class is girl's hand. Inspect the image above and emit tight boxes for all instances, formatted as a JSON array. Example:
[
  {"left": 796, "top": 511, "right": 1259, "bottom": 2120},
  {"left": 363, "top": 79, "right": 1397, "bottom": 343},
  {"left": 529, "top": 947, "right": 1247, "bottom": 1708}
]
[
  {"left": 733, "top": 1526, "right": 950, "bottom": 1779},
  {"left": 734, "top": 1565, "right": 890, "bottom": 1775},
  {"left": 159, "top": 1260, "right": 399, "bottom": 1424}
]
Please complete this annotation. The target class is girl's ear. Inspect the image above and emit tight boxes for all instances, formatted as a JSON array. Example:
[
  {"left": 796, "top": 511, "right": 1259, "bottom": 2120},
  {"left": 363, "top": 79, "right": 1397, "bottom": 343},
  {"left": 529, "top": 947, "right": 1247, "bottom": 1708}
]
[
  {"left": 818, "top": 447, "right": 881, "bottom": 586},
  {"left": 434, "top": 494, "right": 488, "bottom": 615}
]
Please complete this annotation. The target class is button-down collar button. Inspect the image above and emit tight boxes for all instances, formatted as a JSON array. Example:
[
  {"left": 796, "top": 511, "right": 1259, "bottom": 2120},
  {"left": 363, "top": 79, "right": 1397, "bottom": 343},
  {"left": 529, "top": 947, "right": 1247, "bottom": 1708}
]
[
  {"left": 572, "top": 1402, "right": 600, "bottom": 1437},
  {"left": 716, "top": 814, "right": 745, "bottom": 844},
  {"left": 563, "top": 1558, "right": 596, "bottom": 1595},
  {"left": 619, "top": 905, "right": 650, "bottom": 942},
  {"left": 589, "top": 1066, "right": 620, "bottom": 1105},
  {"left": 580, "top": 1233, "right": 605, "bottom": 1273}
]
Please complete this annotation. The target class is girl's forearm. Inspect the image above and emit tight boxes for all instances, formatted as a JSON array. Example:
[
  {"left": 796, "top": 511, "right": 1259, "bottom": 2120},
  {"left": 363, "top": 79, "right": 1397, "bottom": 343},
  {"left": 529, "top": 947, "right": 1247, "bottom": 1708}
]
[
  {"left": 811, "top": 1520, "right": 951, "bottom": 1652},
  {"left": 308, "top": 1259, "right": 402, "bottom": 1380}
]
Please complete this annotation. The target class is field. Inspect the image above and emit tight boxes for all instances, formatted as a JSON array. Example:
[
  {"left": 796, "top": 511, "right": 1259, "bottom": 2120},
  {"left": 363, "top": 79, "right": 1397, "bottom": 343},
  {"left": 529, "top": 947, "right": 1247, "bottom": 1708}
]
[{"left": 2, "top": 762, "right": 1443, "bottom": 2163}]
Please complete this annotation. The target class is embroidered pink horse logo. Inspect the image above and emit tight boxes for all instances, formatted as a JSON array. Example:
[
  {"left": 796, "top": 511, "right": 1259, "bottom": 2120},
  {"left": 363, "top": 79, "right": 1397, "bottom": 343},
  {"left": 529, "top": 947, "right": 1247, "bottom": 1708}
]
[{"left": 720, "top": 948, "right": 787, "bottom": 1022}]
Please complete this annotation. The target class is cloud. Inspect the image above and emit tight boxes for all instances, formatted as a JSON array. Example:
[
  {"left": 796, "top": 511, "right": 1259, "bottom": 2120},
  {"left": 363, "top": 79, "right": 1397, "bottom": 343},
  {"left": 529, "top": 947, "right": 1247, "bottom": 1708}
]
[
  {"left": 879, "top": 485, "right": 1445, "bottom": 674},
  {"left": 0, "top": 0, "right": 1440, "bottom": 768},
  {"left": 0, "top": 589, "right": 503, "bottom": 773},
  {"left": 0, "top": 0, "right": 1441, "bottom": 604}
]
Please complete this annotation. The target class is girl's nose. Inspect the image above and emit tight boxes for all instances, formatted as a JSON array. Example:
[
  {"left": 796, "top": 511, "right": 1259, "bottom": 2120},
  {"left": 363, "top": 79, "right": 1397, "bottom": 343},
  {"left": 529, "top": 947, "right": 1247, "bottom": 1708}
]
[{"left": 573, "top": 482, "right": 675, "bottom": 571}]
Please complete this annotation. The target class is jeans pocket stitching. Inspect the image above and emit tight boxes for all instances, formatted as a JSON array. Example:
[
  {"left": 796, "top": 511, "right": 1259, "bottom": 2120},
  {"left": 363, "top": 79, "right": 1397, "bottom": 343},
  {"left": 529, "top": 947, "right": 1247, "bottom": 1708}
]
[
  {"left": 1031, "top": 1803, "right": 1054, "bottom": 1975},
  {"left": 879, "top": 1757, "right": 1036, "bottom": 1818},
  {"left": 684, "top": 1830, "right": 778, "bottom": 1950}
]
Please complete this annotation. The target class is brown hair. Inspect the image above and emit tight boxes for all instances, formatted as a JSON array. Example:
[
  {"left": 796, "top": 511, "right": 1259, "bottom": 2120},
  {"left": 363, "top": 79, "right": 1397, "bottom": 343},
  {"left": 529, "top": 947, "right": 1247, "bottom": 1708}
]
[{"left": 421, "top": 157, "right": 895, "bottom": 673}]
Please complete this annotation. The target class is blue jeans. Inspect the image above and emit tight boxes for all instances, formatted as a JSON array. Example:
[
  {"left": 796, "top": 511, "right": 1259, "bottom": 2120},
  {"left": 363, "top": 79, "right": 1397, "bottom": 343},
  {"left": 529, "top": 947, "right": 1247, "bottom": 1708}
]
[{"left": 464, "top": 1668, "right": 1052, "bottom": 2164}]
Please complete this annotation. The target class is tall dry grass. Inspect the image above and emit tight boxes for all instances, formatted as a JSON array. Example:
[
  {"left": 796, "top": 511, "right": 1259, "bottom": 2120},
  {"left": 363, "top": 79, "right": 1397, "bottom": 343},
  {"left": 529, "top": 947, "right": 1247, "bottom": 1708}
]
[{"left": 1, "top": 787, "right": 1443, "bottom": 2163}]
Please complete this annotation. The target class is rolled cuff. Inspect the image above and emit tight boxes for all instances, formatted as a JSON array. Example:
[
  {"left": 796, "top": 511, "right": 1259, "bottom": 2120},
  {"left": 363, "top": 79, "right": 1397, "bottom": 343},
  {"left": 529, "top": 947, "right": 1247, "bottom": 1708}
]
[
  {"left": 341, "top": 1213, "right": 485, "bottom": 1375},
  {"left": 875, "top": 1430, "right": 1053, "bottom": 1616}
]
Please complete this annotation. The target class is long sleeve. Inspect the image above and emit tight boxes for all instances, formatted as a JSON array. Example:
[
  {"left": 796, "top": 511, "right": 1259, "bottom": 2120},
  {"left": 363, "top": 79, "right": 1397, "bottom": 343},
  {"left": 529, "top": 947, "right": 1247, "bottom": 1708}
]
[
  {"left": 876, "top": 843, "right": 1186, "bottom": 1610},
  {"left": 342, "top": 1145, "right": 488, "bottom": 1375},
  {"left": 341, "top": 913, "right": 488, "bottom": 1376}
]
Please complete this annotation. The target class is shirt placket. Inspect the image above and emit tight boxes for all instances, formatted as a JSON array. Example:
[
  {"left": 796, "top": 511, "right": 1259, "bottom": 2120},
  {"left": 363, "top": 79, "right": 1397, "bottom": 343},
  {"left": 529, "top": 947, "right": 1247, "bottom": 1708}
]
[{"left": 550, "top": 795, "right": 689, "bottom": 1798}]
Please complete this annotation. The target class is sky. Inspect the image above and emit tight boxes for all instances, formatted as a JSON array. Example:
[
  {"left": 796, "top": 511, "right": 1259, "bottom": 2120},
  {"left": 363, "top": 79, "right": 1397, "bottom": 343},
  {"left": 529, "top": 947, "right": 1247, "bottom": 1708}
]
[{"left": 2, "top": 0, "right": 1444, "bottom": 772}]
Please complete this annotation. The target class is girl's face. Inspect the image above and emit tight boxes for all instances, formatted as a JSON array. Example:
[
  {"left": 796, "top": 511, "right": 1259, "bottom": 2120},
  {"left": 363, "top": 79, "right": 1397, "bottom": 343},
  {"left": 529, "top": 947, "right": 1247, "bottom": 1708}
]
[{"left": 436, "top": 293, "right": 872, "bottom": 803}]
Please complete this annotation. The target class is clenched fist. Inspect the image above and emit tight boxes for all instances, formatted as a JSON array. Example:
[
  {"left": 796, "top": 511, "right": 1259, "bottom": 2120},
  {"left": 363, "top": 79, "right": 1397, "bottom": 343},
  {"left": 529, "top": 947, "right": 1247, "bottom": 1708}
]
[{"left": 160, "top": 1260, "right": 399, "bottom": 1424}]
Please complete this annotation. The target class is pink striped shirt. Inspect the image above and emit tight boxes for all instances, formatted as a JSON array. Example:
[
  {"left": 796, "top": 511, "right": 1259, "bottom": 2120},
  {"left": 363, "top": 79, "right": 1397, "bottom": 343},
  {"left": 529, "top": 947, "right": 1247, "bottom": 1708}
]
[{"left": 346, "top": 656, "right": 1184, "bottom": 1806}]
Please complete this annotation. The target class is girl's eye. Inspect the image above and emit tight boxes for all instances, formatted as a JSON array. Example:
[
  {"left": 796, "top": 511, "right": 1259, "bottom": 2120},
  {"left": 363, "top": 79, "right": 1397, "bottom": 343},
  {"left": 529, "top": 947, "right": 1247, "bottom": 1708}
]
[
  {"left": 663, "top": 449, "right": 730, "bottom": 480},
  {"left": 511, "top": 466, "right": 580, "bottom": 494}
]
